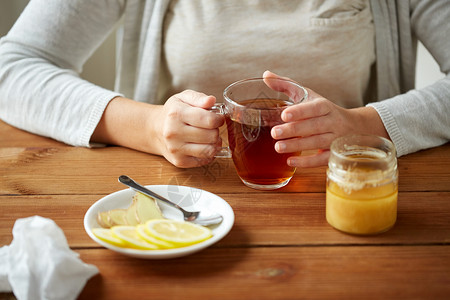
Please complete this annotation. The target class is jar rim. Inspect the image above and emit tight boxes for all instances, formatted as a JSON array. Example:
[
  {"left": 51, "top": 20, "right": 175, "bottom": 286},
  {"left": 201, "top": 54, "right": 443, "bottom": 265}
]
[
  {"left": 330, "top": 134, "right": 396, "bottom": 162},
  {"left": 328, "top": 135, "right": 398, "bottom": 190}
]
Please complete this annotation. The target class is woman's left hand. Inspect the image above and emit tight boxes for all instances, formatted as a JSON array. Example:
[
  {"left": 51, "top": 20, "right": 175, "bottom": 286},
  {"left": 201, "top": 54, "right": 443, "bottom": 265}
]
[{"left": 265, "top": 71, "right": 389, "bottom": 168}]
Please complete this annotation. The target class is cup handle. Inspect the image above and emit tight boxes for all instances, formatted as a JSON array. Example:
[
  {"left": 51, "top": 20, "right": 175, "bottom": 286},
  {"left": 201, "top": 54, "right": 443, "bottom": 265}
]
[
  {"left": 215, "top": 147, "right": 232, "bottom": 158},
  {"left": 210, "top": 104, "right": 232, "bottom": 158}
]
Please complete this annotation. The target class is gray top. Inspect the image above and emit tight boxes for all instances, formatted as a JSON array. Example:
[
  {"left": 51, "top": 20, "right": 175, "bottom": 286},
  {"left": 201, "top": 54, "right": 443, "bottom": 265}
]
[{"left": 0, "top": 0, "right": 449, "bottom": 156}]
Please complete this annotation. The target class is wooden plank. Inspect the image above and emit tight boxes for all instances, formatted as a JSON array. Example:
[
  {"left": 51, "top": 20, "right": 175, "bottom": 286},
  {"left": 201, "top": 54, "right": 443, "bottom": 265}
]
[
  {"left": 0, "top": 120, "right": 62, "bottom": 147},
  {"left": 397, "top": 143, "right": 450, "bottom": 192},
  {"left": 1, "top": 144, "right": 450, "bottom": 196},
  {"left": 2, "top": 119, "right": 450, "bottom": 300},
  {"left": 2, "top": 192, "right": 449, "bottom": 247},
  {"left": 77, "top": 246, "right": 450, "bottom": 300},
  {"left": 0, "top": 146, "right": 325, "bottom": 194}
]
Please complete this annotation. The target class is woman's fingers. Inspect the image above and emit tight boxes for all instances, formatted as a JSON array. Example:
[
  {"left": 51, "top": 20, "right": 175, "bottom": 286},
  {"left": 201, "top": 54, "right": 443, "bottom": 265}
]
[
  {"left": 280, "top": 97, "right": 331, "bottom": 123},
  {"left": 266, "top": 82, "right": 360, "bottom": 168},
  {"left": 274, "top": 133, "right": 336, "bottom": 153},
  {"left": 161, "top": 90, "right": 225, "bottom": 168},
  {"left": 287, "top": 150, "right": 331, "bottom": 168},
  {"left": 272, "top": 113, "right": 332, "bottom": 141},
  {"left": 181, "top": 106, "right": 224, "bottom": 129},
  {"left": 176, "top": 89, "right": 217, "bottom": 109},
  {"left": 262, "top": 70, "right": 308, "bottom": 103},
  {"left": 163, "top": 123, "right": 221, "bottom": 146},
  {"left": 271, "top": 98, "right": 336, "bottom": 141},
  {"left": 165, "top": 142, "right": 221, "bottom": 168},
  {"left": 170, "top": 90, "right": 224, "bottom": 129}
]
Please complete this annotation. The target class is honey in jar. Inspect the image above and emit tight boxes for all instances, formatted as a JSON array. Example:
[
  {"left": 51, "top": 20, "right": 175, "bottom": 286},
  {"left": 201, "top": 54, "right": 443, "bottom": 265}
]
[{"left": 326, "top": 135, "right": 398, "bottom": 235}]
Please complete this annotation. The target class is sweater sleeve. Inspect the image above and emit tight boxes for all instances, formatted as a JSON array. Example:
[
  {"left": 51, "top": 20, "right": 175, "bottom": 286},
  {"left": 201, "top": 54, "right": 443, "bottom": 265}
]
[
  {"left": 0, "top": 0, "right": 125, "bottom": 147},
  {"left": 368, "top": 0, "right": 450, "bottom": 156}
]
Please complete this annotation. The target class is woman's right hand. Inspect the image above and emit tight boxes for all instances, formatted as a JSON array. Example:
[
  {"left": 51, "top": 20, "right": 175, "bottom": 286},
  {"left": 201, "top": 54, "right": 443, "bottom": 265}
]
[
  {"left": 156, "top": 90, "right": 224, "bottom": 168},
  {"left": 91, "top": 90, "right": 224, "bottom": 168}
]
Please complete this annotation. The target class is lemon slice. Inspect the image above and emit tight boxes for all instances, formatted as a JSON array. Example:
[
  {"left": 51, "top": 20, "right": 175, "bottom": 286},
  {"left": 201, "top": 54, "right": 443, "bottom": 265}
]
[
  {"left": 111, "top": 226, "right": 159, "bottom": 250},
  {"left": 92, "top": 228, "right": 125, "bottom": 247},
  {"left": 145, "top": 219, "right": 212, "bottom": 247},
  {"left": 136, "top": 224, "right": 176, "bottom": 249}
]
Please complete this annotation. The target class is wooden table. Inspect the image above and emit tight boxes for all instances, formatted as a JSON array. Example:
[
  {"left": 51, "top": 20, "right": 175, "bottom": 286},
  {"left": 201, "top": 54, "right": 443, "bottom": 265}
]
[{"left": 1, "top": 119, "right": 449, "bottom": 299}]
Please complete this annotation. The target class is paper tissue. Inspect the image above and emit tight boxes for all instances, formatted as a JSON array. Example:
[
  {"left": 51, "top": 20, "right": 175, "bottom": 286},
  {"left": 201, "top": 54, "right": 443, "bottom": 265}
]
[{"left": 0, "top": 216, "right": 98, "bottom": 300}]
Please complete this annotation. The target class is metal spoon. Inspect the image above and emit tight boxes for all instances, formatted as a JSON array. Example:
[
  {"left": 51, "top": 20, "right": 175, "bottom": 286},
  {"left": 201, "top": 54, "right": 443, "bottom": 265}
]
[{"left": 118, "top": 175, "right": 223, "bottom": 226}]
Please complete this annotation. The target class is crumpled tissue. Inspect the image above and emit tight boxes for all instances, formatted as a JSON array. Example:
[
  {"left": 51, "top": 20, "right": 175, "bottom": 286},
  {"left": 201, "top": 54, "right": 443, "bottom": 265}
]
[{"left": 0, "top": 216, "right": 99, "bottom": 300}]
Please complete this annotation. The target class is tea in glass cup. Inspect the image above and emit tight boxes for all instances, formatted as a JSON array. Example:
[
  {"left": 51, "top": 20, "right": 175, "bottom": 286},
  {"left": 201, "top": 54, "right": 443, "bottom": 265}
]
[{"left": 214, "top": 77, "right": 308, "bottom": 190}]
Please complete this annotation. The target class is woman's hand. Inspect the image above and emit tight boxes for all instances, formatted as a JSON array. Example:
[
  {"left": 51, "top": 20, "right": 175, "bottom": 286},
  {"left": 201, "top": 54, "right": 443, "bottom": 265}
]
[
  {"left": 91, "top": 90, "right": 224, "bottom": 168},
  {"left": 264, "top": 71, "right": 389, "bottom": 168},
  {"left": 157, "top": 90, "right": 224, "bottom": 168}
]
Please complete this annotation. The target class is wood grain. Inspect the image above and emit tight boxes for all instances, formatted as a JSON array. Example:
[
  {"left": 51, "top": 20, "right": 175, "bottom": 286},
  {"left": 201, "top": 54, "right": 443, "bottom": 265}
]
[
  {"left": 1, "top": 144, "right": 449, "bottom": 196},
  {"left": 77, "top": 246, "right": 450, "bottom": 300},
  {"left": 2, "top": 192, "right": 449, "bottom": 247},
  {"left": 0, "top": 121, "right": 62, "bottom": 147},
  {"left": 1, "top": 119, "right": 449, "bottom": 300}
]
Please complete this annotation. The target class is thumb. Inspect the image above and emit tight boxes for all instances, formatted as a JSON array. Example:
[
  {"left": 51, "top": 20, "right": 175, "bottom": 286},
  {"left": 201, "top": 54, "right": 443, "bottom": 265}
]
[
  {"left": 263, "top": 70, "right": 291, "bottom": 81},
  {"left": 178, "top": 90, "right": 217, "bottom": 109},
  {"left": 262, "top": 70, "right": 308, "bottom": 103}
]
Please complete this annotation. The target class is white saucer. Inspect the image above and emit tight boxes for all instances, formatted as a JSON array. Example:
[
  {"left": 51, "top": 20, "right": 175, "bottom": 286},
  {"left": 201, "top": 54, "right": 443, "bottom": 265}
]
[{"left": 84, "top": 185, "right": 234, "bottom": 259}]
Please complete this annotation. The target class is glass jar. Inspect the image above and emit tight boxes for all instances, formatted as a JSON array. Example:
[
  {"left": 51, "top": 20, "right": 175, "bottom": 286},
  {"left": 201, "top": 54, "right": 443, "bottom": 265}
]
[{"left": 326, "top": 135, "right": 398, "bottom": 235}]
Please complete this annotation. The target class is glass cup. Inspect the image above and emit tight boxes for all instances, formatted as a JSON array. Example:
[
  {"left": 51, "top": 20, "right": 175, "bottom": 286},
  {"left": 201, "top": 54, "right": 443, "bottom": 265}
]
[{"left": 213, "top": 77, "right": 308, "bottom": 190}]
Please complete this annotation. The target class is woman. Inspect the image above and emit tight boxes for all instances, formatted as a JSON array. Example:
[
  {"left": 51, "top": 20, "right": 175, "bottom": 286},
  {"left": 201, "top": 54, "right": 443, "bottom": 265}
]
[{"left": 0, "top": 0, "right": 449, "bottom": 168}]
